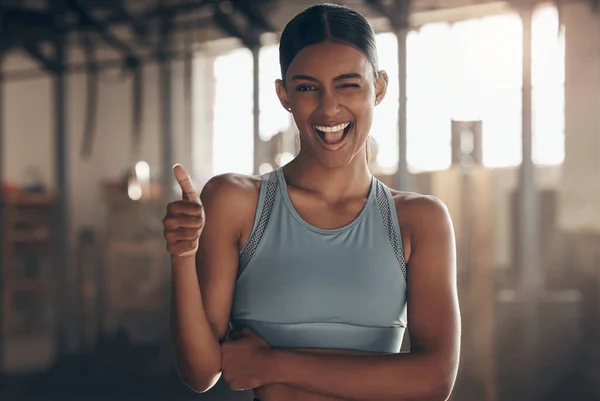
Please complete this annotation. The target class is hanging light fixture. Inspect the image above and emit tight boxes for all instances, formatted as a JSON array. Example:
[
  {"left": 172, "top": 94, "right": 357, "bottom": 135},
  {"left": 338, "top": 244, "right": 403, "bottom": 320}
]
[{"left": 127, "top": 161, "right": 150, "bottom": 201}]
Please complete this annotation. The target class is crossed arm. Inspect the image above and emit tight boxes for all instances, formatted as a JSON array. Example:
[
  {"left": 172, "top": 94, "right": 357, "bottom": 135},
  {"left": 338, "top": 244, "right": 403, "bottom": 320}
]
[{"left": 223, "top": 195, "right": 461, "bottom": 401}]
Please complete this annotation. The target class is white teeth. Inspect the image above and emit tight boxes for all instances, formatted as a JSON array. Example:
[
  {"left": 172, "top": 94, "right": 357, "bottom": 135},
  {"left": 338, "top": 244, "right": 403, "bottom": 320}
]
[{"left": 314, "top": 122, "right": 350, "bottom": 133}]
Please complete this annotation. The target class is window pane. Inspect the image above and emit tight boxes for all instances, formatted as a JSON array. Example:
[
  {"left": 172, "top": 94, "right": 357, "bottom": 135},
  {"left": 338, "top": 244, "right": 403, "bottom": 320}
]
[
  {"left": 406, "top": 22, "right": 453, "bottom": 172},
  {"left": 213, "top": 48, "right": 254, "bottom": 175},
  {"left": 480, "top": 94, "right": 523, "bottom": 168},
  {"left": 478, "top": 14, "right": 523, "bottom": 167},
  {"left": 260, "top": 45, "right": 291, "bottom": 141},
  {"left": 532, "top": 6, "right": 565, "bottom": 88},
  {"left": 532, "top": 5, "right": 565, "bottom": 165},
  {"left": 372, "top": 33, "right": 400, "bottom": 173},
  {"left": 532, "top": 87, "right": 565, "bottom": 165}
]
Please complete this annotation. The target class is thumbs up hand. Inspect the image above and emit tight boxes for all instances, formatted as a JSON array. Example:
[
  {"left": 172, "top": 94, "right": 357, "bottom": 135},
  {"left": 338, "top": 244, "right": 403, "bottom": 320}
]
[
  {"left": 173, "top": 163, "right": 201, "bottom": 204},
  {"left": 163, "top": 164, "right": 205, "bottom": 258}
]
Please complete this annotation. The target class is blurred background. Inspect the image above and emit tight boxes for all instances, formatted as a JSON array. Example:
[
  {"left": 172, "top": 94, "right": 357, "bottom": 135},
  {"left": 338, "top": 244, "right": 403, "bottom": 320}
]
[{"left": 0, "top": 0, "right": 597, "bottom": 400}]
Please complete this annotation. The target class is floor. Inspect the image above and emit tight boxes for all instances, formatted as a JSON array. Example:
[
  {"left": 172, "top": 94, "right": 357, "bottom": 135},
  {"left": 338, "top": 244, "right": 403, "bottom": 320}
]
[
  {"left": 1, "top": 376, "right": 254, "bottom": 401},
  {"left": 0, "top": 331, "right": 254, "bottom": 401}
]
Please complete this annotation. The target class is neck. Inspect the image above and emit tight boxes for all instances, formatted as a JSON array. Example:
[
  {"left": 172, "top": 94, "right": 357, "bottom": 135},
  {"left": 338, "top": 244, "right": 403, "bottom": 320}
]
[{"left": 283, "top": 148, "right": 372, "bottom": 201}]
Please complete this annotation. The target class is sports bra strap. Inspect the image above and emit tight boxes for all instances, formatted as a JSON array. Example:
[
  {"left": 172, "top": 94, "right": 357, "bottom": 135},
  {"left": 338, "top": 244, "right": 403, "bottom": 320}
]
[
  {"left": 375, "top": 181, "right": 407, "bottom": 281},
  {"left": 238, "top": 171, "right": 279, "bottom": 276}
]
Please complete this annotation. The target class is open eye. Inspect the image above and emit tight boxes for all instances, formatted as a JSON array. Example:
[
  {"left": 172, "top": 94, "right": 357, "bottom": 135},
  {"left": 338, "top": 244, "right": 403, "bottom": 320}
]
[{"left": 296, "top": 84, "right": 317, "bottom": 92}]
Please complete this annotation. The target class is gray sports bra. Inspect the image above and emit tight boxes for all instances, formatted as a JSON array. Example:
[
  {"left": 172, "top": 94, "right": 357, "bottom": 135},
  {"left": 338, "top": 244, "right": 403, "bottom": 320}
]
[{"left": 229, "top": 168, "right": 408, "bottom": 354}]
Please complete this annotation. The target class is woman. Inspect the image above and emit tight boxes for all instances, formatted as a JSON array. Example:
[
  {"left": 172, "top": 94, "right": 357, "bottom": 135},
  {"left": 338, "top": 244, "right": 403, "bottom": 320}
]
[{"left": 164, "top": 3, "right": 460, "bottom": 401}]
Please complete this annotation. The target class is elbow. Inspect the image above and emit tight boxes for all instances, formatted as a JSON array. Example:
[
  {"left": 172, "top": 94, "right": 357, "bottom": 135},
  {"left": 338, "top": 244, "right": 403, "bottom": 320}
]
[
  {"left": 425, "top": 368, "right": 457, "bottom": 401},
  {"left": 171, "top": 340, "right": 224, "bottom": 393},
  {"left": 183, "top": 376, "right": 221, "bottom": 394},
  {"left": 428, "top": 379, "right": 454, "bottom": 401},
  {"left": 179, "top": 370, "right": 222, "bottom": 393},
  {"left": 177, "top": 365, "right": 222, "bottom": 393}
]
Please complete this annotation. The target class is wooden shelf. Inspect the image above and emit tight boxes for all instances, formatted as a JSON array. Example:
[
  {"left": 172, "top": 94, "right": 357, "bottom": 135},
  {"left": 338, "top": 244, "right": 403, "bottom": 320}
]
[
  {"left": 1, "top": 192, "right": 57, "bottom": 372},
  {"left": 2, "top": 280, "right": 54, "bottom": 292},
  {"left": 2, "top": 193, "right": 54, "bottom": 205},
  {"left": 5, "top": 229, "right": 52, "bottom": 243}
]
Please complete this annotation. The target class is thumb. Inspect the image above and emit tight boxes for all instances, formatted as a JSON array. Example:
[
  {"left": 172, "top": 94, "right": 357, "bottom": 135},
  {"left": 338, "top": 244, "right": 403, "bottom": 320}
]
[{"left": 173, "top": 164, "right": 200, "bottom": 204}]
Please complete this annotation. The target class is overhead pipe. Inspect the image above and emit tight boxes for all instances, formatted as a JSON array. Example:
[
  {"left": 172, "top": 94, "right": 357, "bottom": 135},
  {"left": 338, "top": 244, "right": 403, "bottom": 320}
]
[
  {"left": 78, "top": 32, "right": 99, "bottom": 159},
  {"left": 130, "top": 56, "right": 144, "bottom": 157}
]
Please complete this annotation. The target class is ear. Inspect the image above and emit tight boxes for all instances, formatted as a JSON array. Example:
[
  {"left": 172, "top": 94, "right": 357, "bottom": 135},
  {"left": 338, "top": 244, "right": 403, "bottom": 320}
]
[
  {"left": 374, "top": 70, "right": 388, "bottom": 106},
  {"left": 276, "top": 79, "right": 292, "bottom": 112}
]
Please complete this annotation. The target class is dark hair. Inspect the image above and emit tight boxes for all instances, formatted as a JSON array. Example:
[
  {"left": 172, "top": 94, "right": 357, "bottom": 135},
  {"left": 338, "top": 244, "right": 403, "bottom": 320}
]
[{"left": 279, "top": 3, "right": 379, "bottom": 81}]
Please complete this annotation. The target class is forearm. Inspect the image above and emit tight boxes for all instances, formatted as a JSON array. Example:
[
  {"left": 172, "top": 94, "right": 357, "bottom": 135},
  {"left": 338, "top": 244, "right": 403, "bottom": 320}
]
[
  {"left": 267, "top": 350, "right": 452, "bottom": 401},
  {"left": 170, "top": 255, "right": 222, "bottom": 392}
]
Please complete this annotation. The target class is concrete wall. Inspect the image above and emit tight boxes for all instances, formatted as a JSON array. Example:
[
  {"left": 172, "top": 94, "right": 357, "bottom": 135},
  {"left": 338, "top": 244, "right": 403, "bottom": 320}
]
[
  {"left": 1, "top": 47, "right": 202, "bottom": 367},
  {"left": 2, "top": 49, "right": 196, "bottom": 240}
]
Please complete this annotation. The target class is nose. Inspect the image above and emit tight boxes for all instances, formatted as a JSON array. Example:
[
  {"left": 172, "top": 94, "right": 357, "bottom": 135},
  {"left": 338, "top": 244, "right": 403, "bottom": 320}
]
[{"left": 318, "top": 90, "right": 341, "bottom": 118}]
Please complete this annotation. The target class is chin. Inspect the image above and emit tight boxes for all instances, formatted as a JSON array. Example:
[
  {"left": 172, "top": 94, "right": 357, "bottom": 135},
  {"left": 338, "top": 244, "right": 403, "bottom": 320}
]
[
  {"left": 315, "top": 155, "right": 354, "bottom": 170},
  {"left": 312, "top": 145, "right": 366, "bottom": 170}
]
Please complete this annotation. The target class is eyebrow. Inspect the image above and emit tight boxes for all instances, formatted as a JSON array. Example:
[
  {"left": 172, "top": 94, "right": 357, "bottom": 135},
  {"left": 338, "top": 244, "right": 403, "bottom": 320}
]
[{"left": 291, "top": 73, "right": 364, "bottom": 82}]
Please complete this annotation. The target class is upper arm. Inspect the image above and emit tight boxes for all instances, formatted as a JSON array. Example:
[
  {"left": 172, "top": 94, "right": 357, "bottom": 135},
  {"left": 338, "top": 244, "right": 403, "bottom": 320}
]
[
  {"left": 195, "top": 174, "right": 258, "bottom": 341},
  {"left": 401, "top": 196, "right": 461, "bottom": 378}
]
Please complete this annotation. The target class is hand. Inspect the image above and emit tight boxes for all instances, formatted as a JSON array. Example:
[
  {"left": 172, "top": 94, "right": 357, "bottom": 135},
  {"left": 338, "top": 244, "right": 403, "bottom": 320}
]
[
  {"left": 163, "top": 164, "right": 205, "bottom": 258},
  {"left": 221, "top": 328, "right": 273, "bottom": 391}
]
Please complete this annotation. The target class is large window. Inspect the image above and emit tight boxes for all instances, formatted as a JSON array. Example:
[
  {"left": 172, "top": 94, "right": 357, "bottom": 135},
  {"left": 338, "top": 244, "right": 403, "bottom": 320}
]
[
  {"left": 212, "top": 48, "right": 254, "bottom": 175},
  {"left": 397, "top": 5, "right": 564, "bottom": 172},
  {"left": 371, "top": 33, "right": 400, "bottom": 174},
  {"left": 212, "top": 44, "right": 291, "bottom": 175},
  {"left": 532, "top": 6, "right": 565, "bottom": 165},
  {"left": 259, "top": 44, "right": 292, "bottom": 141}
]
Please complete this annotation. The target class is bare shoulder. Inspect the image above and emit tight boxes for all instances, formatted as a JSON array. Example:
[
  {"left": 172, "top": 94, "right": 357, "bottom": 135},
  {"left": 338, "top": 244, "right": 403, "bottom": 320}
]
[
  {"left": 200, "top": 173, "right": 262, "bottom": 223},
  {"left": 201, "top": 173, "right": 260, "bottom": 203},
  {"left": 389, "top": 190, "right": 454, "bottom": 255},
  {"left": 391, "top": 190, "right": 450, "bottom": 223}
]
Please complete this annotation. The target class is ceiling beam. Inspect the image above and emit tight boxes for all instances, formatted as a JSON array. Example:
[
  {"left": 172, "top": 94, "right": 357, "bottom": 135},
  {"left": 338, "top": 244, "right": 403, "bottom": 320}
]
[
  {"left": 364, "top": 0, "right": 410, "bottom": 30},
  {"left": 230, "top": 0, "right": 277, "bottom": 32},
  {"left": 212, "top": 4, "right": 260, "bottom": 49}
]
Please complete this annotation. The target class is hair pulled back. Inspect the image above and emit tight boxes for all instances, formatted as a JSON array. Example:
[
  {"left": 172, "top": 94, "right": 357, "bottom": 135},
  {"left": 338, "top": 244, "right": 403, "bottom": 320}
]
[{"left": 279, "top": 3, "right": 379, "bottom": 81}]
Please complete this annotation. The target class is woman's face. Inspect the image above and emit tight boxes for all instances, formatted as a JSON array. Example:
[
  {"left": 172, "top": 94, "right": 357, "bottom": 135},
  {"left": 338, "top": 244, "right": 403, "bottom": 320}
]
[{"left": 276, "top": 40, "right": 387, "bottom": 170}]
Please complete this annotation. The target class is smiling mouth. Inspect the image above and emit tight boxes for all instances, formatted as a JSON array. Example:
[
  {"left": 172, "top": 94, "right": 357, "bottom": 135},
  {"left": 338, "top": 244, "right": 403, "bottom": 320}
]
[{"left": 313, "top": 122, "right": 352, "bottom": 145}]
